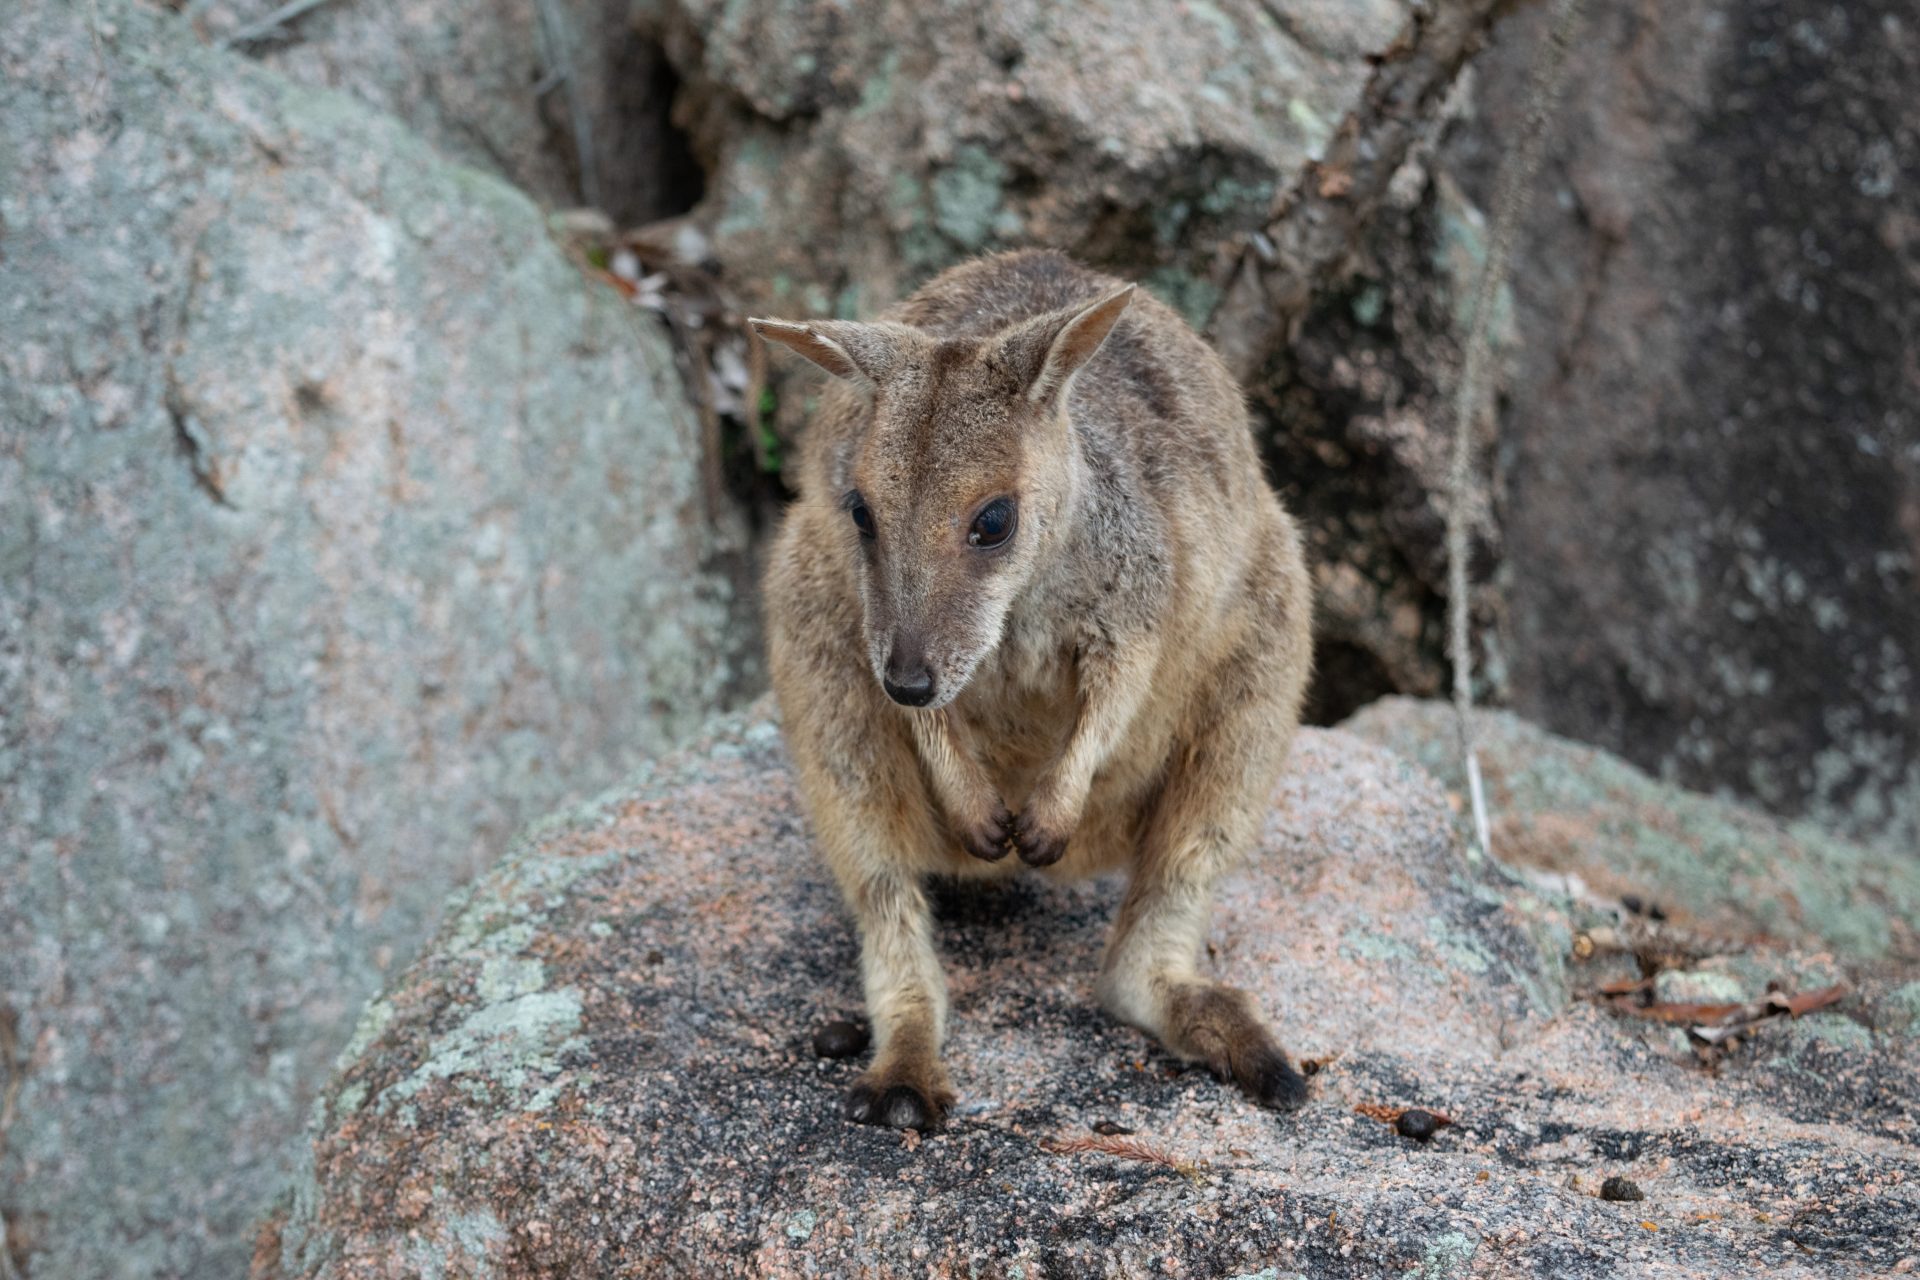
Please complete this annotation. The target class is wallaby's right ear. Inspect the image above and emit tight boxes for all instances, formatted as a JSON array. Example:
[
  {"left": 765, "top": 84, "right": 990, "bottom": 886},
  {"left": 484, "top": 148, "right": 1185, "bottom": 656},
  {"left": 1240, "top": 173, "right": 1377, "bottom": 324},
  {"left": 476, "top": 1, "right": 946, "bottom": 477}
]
[{"left": 749, "top": 319, "right": 923, "bottom": 384}]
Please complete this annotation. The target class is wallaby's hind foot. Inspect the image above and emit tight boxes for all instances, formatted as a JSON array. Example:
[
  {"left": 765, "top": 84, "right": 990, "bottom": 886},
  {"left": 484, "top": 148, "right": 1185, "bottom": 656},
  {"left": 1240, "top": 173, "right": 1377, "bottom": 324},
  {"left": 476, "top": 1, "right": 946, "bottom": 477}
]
[{"left": 1163, "top": 981, "right": 1309, "bottom": 1111}]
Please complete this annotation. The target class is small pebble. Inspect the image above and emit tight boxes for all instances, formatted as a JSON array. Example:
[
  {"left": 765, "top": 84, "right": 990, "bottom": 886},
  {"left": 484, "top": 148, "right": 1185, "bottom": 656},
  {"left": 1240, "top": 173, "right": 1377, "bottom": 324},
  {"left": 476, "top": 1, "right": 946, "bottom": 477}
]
[
  {"left": 1092, "top": 1120, "right": 1135, "bottom": 1136},
  {"left": 812, "top": 1019, "right": 870, "bottom": 1059},
  {"left": 1396, "top": 1109, "right": 1441, "bottom": 1141},
  {"left": 1600, "top": 1176, "right": 1646, "bottom": 1202}
]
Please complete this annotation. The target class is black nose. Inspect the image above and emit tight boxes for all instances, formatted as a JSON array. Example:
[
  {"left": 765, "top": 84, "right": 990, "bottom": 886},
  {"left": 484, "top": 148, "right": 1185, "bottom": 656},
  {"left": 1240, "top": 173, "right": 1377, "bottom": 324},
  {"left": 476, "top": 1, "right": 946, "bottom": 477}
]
[{"left": 882, "top": 666, "right": 935, "bottom": 707}]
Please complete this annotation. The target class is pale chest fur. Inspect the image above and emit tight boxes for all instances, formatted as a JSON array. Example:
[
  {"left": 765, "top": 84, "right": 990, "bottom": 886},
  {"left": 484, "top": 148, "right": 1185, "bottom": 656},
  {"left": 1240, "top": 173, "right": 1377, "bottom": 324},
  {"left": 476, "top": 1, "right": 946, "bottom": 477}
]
[{"left": 948, "top": 595, "right": 1080, "bottom": 804}]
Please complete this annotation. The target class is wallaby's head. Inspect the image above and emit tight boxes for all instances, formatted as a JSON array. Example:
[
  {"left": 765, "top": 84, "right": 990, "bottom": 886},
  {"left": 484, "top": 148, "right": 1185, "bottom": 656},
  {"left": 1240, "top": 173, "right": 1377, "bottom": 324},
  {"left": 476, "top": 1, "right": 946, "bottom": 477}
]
[{"left": 753, "top": 285, "right": 1134, "bottom": 710}]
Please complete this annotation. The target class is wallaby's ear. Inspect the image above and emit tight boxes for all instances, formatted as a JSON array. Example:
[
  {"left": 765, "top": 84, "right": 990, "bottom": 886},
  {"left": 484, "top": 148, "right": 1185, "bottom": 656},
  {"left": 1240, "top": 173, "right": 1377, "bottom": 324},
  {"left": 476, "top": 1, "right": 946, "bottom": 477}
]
[
  {"left": 991, "top": 284, "right": 1136, "bottom": 407},
  {"left": 748, "top": 318, "right": 923, "bottom": 384}
]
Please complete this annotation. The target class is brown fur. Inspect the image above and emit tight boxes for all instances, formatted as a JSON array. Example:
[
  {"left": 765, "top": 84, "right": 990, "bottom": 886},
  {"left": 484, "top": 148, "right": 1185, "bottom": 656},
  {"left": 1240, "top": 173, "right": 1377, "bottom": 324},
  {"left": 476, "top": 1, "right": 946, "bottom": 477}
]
[{"left": 754, "top": 250, "right": 1314, "bottom": 1129}]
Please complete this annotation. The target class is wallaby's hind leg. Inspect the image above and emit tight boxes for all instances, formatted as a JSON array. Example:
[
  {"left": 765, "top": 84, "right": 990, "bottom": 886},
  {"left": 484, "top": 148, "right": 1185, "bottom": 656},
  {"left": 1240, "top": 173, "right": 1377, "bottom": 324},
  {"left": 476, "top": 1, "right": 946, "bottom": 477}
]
[{"left": 1094, "top": 637, "right": 1309, "bottom": 1110}]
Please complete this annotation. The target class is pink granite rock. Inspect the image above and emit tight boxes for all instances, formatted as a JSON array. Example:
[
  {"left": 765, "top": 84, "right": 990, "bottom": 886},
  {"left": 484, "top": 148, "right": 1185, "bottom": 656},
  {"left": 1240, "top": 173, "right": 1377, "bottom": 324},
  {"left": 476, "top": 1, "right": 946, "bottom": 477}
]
[{"left": 257, "top": 707, "right": 1919, "bottom": 1277}]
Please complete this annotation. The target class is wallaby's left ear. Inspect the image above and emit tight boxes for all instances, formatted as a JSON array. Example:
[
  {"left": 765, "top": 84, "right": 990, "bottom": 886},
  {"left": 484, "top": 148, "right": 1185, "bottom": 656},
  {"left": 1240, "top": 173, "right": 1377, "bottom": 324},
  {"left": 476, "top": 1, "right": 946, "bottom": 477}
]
[
  {"left": 749, "top": 318, "right": 924, "bottom": 385},
  {"left": 993, "top": 284, "right": 1136, "bottom": 407}
]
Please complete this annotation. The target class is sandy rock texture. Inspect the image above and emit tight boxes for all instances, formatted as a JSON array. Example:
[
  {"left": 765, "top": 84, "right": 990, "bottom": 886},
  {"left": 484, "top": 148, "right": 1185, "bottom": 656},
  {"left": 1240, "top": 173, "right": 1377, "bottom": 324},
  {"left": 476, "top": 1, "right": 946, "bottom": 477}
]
[
  {"left": 261, "top": 706, "right": 1918, "bottom": 1277},
  {"left": 0, "top": 2, "right": 748, "bottom": 1274},
  {"left": 1446, "top": 0, "right": 1920, "bottom": 853}
]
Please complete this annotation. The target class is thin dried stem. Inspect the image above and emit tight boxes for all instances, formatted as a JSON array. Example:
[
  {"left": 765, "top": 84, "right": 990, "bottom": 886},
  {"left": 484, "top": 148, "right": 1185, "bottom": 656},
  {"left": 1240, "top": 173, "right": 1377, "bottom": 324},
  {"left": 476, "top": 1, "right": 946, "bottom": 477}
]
[
  {"left": 1446, "top": 0, "right": 1585, "bottom": 858},
  {"left": 221, "top": 0, "right": 348, "bottom": 48}
]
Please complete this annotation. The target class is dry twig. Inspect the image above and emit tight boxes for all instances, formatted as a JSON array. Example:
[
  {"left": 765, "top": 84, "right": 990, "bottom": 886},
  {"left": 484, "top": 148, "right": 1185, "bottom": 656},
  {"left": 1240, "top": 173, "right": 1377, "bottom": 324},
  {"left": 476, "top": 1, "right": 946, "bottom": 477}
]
[
  {"left": 1444, "top": 0, "right": 1587, "bottom": 859},
  {"left": 220, "top": 0, "right": 348, "bottom": 47},
  {"left": 1206, "top": 0, "right": 1522, "bottom": 381},
  {"left": 1041, "top": 1133, "right": 1210, "bottom": 1184}
]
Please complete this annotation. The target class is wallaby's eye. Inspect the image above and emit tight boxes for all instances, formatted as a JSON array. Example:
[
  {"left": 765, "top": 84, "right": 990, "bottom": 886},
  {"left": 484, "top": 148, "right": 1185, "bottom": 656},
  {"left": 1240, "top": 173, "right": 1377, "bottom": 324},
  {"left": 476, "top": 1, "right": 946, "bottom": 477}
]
[
  {"left": 968, "top": 499, "right": 1017, "bottom": 549},
  {"left": 846, "top": 495, "right": 876, "bottom": 540}
]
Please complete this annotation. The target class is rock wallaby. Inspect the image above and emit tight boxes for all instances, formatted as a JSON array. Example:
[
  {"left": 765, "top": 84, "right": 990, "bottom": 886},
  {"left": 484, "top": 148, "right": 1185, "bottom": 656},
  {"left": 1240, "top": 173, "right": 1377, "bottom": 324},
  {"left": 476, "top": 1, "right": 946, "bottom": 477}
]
[{"left": 753, "top": 250, "right": 1314, "bottom": 1131}]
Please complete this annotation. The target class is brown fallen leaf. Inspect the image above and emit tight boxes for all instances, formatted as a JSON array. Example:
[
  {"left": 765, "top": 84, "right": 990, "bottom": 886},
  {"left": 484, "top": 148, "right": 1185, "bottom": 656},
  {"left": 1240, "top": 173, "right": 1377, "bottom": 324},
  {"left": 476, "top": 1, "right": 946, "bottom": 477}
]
[
  {"left": 1775, "top": 984, "right": 1847, "bottom": 1017},
  {"left": 1607, "top": 983, "right": 1849, "bottom": 1033},
  {"left": 1610, "top": 998, "right": 1749, "bottom": 1026}
]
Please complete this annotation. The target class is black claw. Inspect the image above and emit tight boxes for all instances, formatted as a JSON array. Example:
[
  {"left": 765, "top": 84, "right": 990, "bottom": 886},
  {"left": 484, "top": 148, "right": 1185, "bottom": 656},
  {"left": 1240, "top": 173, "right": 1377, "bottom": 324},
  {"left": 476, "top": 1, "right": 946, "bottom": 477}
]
[
  {"left": 880, "top": 1084, "right": 933, "bottom": 1130},
  {"left": 844, "top": 1080, "right": 940, "bottom": 1131},
  {"left": 1011, "top": 812, "right": 1068, "bottom": 867},
  {"left": 962, "top": 826, "right": 1011, "bottom": 862},
  {"left": 1242, "top": 1046, "right": 1310, "bottom": 1111},
  {"left": 844, "top": 1082, "right": 879, "bottom": 1124}
]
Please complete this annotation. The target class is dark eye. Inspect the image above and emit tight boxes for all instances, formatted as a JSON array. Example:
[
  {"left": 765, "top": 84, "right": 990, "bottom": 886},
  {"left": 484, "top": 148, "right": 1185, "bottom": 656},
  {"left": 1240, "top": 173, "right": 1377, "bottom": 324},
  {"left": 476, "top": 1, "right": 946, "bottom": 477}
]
[
  {"left": 847, "top": 497, "right": 875, "bottom": 540},
  {"left": 968, "top": 499, "right": 1017, "bottom": 549}
]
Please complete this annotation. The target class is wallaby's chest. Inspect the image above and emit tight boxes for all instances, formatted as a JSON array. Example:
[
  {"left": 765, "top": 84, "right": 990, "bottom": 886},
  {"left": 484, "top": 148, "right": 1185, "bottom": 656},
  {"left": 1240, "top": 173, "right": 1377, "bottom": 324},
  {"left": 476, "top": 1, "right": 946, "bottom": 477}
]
[{"left": 952, "top": 605, "right": 1079, "bottom": 797}]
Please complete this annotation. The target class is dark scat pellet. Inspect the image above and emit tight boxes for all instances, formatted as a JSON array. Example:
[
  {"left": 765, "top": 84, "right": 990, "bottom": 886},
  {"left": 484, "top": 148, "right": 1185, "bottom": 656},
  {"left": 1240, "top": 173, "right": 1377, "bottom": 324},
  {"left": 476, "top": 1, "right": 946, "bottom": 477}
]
[
  {"left": 1092, "top": 1120, "right": 1135, "bottom": 1136},
  {"left": 812, "top": 1019, "right": 870, "bottom": 1059},
  {"left": 1600, "top": 1176, "right": 1646, "bottom": 1202},
  {"left": 1396, "top": 1109, "right": 1441, "bottom": 1141}
]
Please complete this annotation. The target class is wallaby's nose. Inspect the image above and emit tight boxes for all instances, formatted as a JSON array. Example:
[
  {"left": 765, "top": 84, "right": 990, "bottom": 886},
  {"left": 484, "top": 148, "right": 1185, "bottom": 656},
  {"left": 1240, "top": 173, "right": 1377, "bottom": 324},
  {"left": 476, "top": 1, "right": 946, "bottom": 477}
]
[{"left": 882, "top": 646, "right": 936, "bottom": 707}]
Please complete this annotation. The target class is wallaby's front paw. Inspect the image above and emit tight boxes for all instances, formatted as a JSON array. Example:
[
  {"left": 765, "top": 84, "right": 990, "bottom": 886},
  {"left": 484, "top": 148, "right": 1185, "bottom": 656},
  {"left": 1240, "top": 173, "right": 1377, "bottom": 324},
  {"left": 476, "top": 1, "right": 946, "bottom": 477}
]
[
  {"left": 844, "top": 1067, "right": 953, "bottom": 1131},
  {"left": 1010, "top": 807, "right": 1072, "bottom": 867},
  {"left": 956, "top": 800, "right": 1015, "bottom": 861}
]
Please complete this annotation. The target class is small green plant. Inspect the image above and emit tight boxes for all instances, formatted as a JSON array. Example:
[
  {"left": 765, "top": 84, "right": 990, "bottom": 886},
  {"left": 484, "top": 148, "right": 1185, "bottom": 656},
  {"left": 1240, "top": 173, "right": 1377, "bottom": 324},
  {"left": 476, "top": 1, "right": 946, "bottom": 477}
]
[{"left": 755, "top": 387, "right": 782, "bottom": 473}]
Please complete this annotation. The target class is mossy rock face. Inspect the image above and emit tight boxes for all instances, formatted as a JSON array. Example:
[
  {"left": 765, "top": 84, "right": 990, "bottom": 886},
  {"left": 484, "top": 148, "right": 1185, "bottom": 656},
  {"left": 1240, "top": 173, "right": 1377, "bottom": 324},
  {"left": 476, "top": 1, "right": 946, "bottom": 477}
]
[
  {"left": 0, "top": 3, "right": 750, "bottom": 1275},
  {"left": 264, "top": 710, "right": 1919, "bottom": 1277},
  {"left": 644, "top": 0, "right": 1412, "bottom": 326},
  {"left": 1345, "top": 698, "right": 1920, "bottom": 965}
]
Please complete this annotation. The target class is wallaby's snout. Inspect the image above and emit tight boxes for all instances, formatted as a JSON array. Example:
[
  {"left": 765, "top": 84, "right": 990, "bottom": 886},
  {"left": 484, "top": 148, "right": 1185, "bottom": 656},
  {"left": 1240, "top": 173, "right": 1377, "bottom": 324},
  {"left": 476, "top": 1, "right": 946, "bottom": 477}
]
[{"left": 882, "top": 634, "right": 936, "bottom": 707}]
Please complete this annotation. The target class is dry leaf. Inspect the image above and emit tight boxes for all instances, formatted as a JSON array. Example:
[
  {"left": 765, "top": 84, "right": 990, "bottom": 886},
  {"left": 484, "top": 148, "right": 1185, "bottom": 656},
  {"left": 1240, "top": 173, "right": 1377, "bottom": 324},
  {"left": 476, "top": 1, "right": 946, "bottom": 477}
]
[{"left": 1317, "top": 167, "right": 1354, "bottom": 198}]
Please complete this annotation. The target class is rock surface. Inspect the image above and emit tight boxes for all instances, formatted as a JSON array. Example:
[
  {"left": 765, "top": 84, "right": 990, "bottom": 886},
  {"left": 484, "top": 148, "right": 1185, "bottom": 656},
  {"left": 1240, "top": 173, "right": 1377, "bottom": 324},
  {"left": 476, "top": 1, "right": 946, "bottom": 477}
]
[
  {"left": 649, "top": 0, "right": 1414, "bottom": 325},
  {"left": 0, "top": 3, "right": 746, "bottom": 1275},
  {"left": 201, "top": 0, "right": 701, "bottom": 225},
  {"left": 1347, "top": 698, "right": 1920, "bottom": 967},
  {"left": 1444, "top": 0, "right": 1920, "bottom": 852},
  {"left": 1257, "top": 172, "right": 1510, "bottom": 722},
  {"left": 261, "top": 706, "right": 1919, "bottom": 1277}
]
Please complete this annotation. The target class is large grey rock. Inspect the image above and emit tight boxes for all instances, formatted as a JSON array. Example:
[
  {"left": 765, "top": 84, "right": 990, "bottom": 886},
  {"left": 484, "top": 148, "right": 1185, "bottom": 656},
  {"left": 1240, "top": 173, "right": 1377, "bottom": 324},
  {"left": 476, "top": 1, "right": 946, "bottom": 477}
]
[
  {"left": 200, "top": 0, "right": 701, "bottom": 225},
  {"left": 0, "top": 2, "right": 747, "bottom": 1275},
  {"left": 1444, "top": 0, "right": 1920, "bottom": 851},
  {"left": 647, "top": 0, "right": 1413, "bottom": 332},
  {"left": 259, "top": 707, "right": 1918, "bottom": 1278}
]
